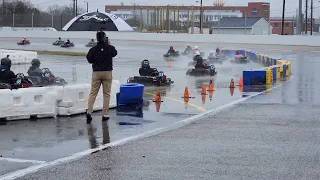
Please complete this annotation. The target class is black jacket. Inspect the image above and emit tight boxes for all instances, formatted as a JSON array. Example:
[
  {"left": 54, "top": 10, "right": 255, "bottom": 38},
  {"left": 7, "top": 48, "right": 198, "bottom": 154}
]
[
  {"left": 28, "top": 66, "right": 43, "bottom": 77},
  {"left": 0, "top": 66, "right": 16, "bottom": 85},
  {"left": 86, "top": 42, "right": 117, "bottom": 71}
]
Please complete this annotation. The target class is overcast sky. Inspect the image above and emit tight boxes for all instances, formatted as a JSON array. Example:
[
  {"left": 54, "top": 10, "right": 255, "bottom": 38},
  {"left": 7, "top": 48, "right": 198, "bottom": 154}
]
[{"left": 31, "top": 0, "right": 317, "bottom": 17}]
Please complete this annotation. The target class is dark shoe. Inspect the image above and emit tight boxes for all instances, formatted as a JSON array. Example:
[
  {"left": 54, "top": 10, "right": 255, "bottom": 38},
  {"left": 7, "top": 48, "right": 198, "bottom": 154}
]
[
  {"left": 86, "top": 112, "right": 92, "bottom": 124},
  {"left": 102, "top": 116, "right": 110, "bottom": 121}
]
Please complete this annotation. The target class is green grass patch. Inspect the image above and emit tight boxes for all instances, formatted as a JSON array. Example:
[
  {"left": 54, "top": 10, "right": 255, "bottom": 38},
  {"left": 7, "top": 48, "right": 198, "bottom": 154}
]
[{"left": 35, "top": 50, "right": 86, "bottom": 56}]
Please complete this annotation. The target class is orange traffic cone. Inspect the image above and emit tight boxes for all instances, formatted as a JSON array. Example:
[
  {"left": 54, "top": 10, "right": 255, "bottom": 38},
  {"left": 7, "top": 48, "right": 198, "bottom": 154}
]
[
  {"left": 208, "top": 80, "right": 214, "bottom": 92},
  {"left": 229, "top": 79, "right": 235, "bottom": 88},
  {"left": 154, "top": 90, "right": 162, "bottom": 102},
  {"left": 201, "top": 83, "right": 207, "bottom": 95},
  {"left": 168, "top": 60, "right": 172, "bottom": 67},
  {"left": 238, "top": 76, "right": 243, "bottom": 86},
  {"left": 183, "top": 87, "right": 189, "bottom": 98}
]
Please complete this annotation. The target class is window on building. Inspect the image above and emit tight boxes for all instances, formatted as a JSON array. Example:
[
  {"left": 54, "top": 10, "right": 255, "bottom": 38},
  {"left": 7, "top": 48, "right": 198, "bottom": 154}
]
[
  {"left": 285, "top": 23, "right": 289, "bottom": 27},
  {"left": 274, "top": 23, "right": 279, "bottom": 27}
]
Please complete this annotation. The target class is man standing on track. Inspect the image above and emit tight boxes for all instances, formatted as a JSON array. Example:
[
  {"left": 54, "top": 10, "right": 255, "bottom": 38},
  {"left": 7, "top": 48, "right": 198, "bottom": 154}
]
[{"left": 86, "top": 31, "right": 117, "bottom": 124}]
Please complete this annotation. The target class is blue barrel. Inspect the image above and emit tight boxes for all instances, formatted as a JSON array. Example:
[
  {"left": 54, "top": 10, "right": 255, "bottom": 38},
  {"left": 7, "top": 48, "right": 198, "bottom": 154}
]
[
  {"left": 118, "top": 83, "right": 144, "bottom": 105},
  {"left": 243, "top": 70, "right": 266, "bottom": 85}
]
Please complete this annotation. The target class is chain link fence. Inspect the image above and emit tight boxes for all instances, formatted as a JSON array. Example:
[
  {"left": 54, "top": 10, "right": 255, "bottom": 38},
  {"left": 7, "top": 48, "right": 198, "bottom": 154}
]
[{"left": 0, "top": 13, "right": 74, "bottom": 31}]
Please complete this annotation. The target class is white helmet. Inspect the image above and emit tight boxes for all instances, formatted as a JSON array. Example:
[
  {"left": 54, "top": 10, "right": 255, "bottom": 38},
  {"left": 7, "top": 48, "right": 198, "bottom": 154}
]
[
  {"left": 194, "top": 46, "right": 199, "bottom": 50},
  {"left": 195, "top": 51, "right": 200, "bottom": 55}
]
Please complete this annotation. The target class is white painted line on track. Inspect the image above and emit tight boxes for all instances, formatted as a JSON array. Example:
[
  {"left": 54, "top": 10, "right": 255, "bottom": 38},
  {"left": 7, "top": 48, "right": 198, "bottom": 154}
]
[
  {"left": 0, "top": 158, "right": 45, "bottom": 164},
  {"left": 0, "top": 76, "right": 293, "bottom": 180},
  {"left": 311, "top": 51, "right": 320, "bottom": 53}
]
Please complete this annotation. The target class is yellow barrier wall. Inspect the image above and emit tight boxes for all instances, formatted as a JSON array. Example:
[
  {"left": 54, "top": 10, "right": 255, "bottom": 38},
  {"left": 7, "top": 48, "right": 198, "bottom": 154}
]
[
  {"left": 266, "top": 68, "right": 273, "bottom": 84},
  {"left": 276, "top": 65, "right": 281, "bottom": 79}
]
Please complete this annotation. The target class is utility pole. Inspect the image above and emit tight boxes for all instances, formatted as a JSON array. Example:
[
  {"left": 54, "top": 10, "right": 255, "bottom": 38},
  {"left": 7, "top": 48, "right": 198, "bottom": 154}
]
[
  {"left": 199, "top": 0, "right": 203, "bottom": 34},
  {"left": 281, "top": 0, "right": 285, "bottom": 35},
  {"left": 75, "top": 0, "right": 78, "bottom": 16},
  {"left": 298, "top": 0, "right": 302, "bottom": 34},
  {"left": 310, "top": 0, "right": 313, "bottom": 35},
  {"left": 305, "top": 0, "right": 308, "bottom": 34}
]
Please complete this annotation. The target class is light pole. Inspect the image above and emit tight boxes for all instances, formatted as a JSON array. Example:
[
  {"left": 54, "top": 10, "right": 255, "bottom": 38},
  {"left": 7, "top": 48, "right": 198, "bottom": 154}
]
[
  {"left": 281, "top": 0, "right": 285, "bottom": 35},
  {"left": 84, "top": 1, "right": 88, "bottom": 12},
  {"left": 196, "top": 0, "right": 203, "bottom": 33}
]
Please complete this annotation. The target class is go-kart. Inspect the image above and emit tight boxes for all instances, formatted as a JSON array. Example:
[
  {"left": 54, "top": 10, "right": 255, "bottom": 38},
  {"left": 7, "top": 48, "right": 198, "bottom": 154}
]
[
  {"left": 17, "top": 40, "right": 30, "bottom": 45},
  {"left": 230, "top": 56, "right": 249, "bottom": 64},
  {"left": 22, "top": 68, "right": 67, "bottom": 87},
  {"left": 53, "top": 40, "right": 65, "bottom": 46},
  {"left": 0, "top": 74, "right": 34, "bottom": 89},
  {"left": 163, "top": 51, "right": 180, "bottom": 58},
  {"left": 61, "top": 42, "right": 74, "bottom": 48},
  {"left": 85, "top": 42, "right": 97, "bottom": 47},
  {"left": 186, "top": 64, "right": 217, "bottom": 77},
  {"left": 127, "top": 69, "right": 173, "bottom": 86},
  {"left": 188, "top": 59, "right": 210, "bottom": 66}
]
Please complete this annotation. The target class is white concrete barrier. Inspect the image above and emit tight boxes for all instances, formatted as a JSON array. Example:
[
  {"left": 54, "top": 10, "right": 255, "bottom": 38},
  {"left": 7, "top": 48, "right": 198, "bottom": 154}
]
[
  {"left": 0, "top": 31, "right": 319, "bottom": 46},
  {"left": 0, "top": 86, "right": 62, "bottom": 120},
  {"left": 0, "top": 49, "right": 37, "bottom": 65},
  {"left": 56, "top": 80, "right": 120, "bottom": 116},
  {"left": 0, "top": 81, "right": 120, "bottom": 120}
]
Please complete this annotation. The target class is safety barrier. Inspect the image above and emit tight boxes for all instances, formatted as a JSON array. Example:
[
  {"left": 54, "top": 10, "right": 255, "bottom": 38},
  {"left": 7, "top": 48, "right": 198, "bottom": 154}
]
[
  {"left": 220, "top": 48, "right": 291, "bottom": 85},
  {"left": 56, "top": 80, "right": 120, "bottom": 116},
  {"left": 0, "top": 86, "right": 62, "bottom": 120},
  {"left": 0, "top": 49, "right": 37, "bottom": 65},
  {"left": 0, "top": 80, "right": 120, "bottom": 120}
]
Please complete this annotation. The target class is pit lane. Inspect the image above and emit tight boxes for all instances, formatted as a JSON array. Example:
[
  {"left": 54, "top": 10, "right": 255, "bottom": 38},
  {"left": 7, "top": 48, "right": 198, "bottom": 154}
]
[{"left": 0, "top": 38, "right": 294, "bottom": 178}]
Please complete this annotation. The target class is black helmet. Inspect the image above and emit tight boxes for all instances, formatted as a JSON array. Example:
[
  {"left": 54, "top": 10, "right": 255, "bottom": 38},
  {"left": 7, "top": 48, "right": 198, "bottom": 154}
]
[
  {"left": 96, "top": 31, "right": 106, "bottom": 43},
  {"left": 141, "top": 59, "right": 150, "bottom": 67},
  {"left": 31, "top": 59, "right": 41, "bottom": 67},
  {"left": 91, "top": 39, "right": 94, "bottom": 41},
  {"left": 1, "top": 57, "right": 12, "bottom": 68},
  {"left": 59, "top": 37, "right": 61, "bottom": 39}
]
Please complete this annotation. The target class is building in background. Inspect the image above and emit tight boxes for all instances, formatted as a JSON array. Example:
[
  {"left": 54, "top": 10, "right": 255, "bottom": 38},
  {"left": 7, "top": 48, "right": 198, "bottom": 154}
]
[
  {"left": 212, "top": 17, "right": 272, "bottom": 35},
  {"left": 105, "top": 1, "right": 270, "bottom": 30},
  {"left": 269, "top": 17, "right": 294, "bottom": 35}
]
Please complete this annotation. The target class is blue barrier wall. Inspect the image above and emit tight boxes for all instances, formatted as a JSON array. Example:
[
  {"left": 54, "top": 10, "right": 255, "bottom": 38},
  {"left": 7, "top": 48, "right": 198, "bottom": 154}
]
[{"left": 221, "top": 48, "right": 291, "bottom": 86}]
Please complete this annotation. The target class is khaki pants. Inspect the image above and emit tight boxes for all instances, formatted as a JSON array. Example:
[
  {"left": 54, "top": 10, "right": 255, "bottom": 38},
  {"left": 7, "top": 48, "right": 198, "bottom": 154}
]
[{"left": 87, "top": 71, "right": 112, "bottom": 116}]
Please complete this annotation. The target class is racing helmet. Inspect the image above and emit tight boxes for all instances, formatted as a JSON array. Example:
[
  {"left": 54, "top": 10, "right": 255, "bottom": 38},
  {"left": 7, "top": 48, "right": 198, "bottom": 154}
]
[
  {"left": 91, "top": 39, "right": 94, "bottom": 41},
  {"left": 31, "top": 59, "right": 41, "bottom": 67},
  {"left": 194, "top": 46, "right": 199, "bottom": 50},
  {"left": 187, "top": 44, "right": 190, "bottom": 47},
  {"left": 1, "top": 57, "right": 12, "bottom": 68},
  {"left": 236, "top": 51, "right": 240, "bottom": 55},
  {"left": 141, "top": 59, "right": 150, "bottom": 68},
  {"left": 216, "top": 47, "right": 220, "bottom": 52},
  {"left": 96, "top": 31, "right": 106, "bottom": 43},
  {"left": 195, "top": 51, "right": 200, "bottom": 56},
  {"left": 58, "top": 37, "right": 61, "bottom": 40},
  {"left": 210, "top": 50, "right": 214, "bottom": 54}
]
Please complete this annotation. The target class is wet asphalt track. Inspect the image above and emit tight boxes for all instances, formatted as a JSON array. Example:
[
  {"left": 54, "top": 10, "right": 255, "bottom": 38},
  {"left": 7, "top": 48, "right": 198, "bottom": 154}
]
[{"left": 1, "top": 38, "right": 320, "bottom": 179}]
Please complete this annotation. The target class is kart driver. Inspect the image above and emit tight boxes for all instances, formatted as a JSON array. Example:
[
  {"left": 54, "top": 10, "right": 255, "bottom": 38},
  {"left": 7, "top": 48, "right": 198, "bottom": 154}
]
[
  {"left": 167, "top": 46, "right": 176, "bottom": 54},
  {"left": 193, "top": 46, "right": 201, "bottom": 53},
  {"left": 139, "top": 59, "right": 158, "bottom": 76},
  {"left": 194, "top": 54, "right": 207, "bottom": 69},
  {"left": 184, "top": 44, "right": 192, "bottom": 53},
  {"left": 193, "top": 51, "right": 202, "bottom": 61},
  {"left": 27, "top": 59, "right": 43, "bottom": 77},
  {"left": 208, "top": 51, "right": 215, "bottom": 59},
  {"left": 21, "top": 37, "right": 27, "bottom": 43},
  {"left": 235, "top": 51, "right": 243, "bottom": 59},
  {"left": 0, "top": 57, "right": 16, "bottom": 86},
  {"left": 58, "top": 37, "right": 62, "bottom": 41},
  {"left": 216, "top": 47, "right": 221, "bottom": 56},
  {"left": 66, "top": 39, "right": 71, "bottom": 45}
]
